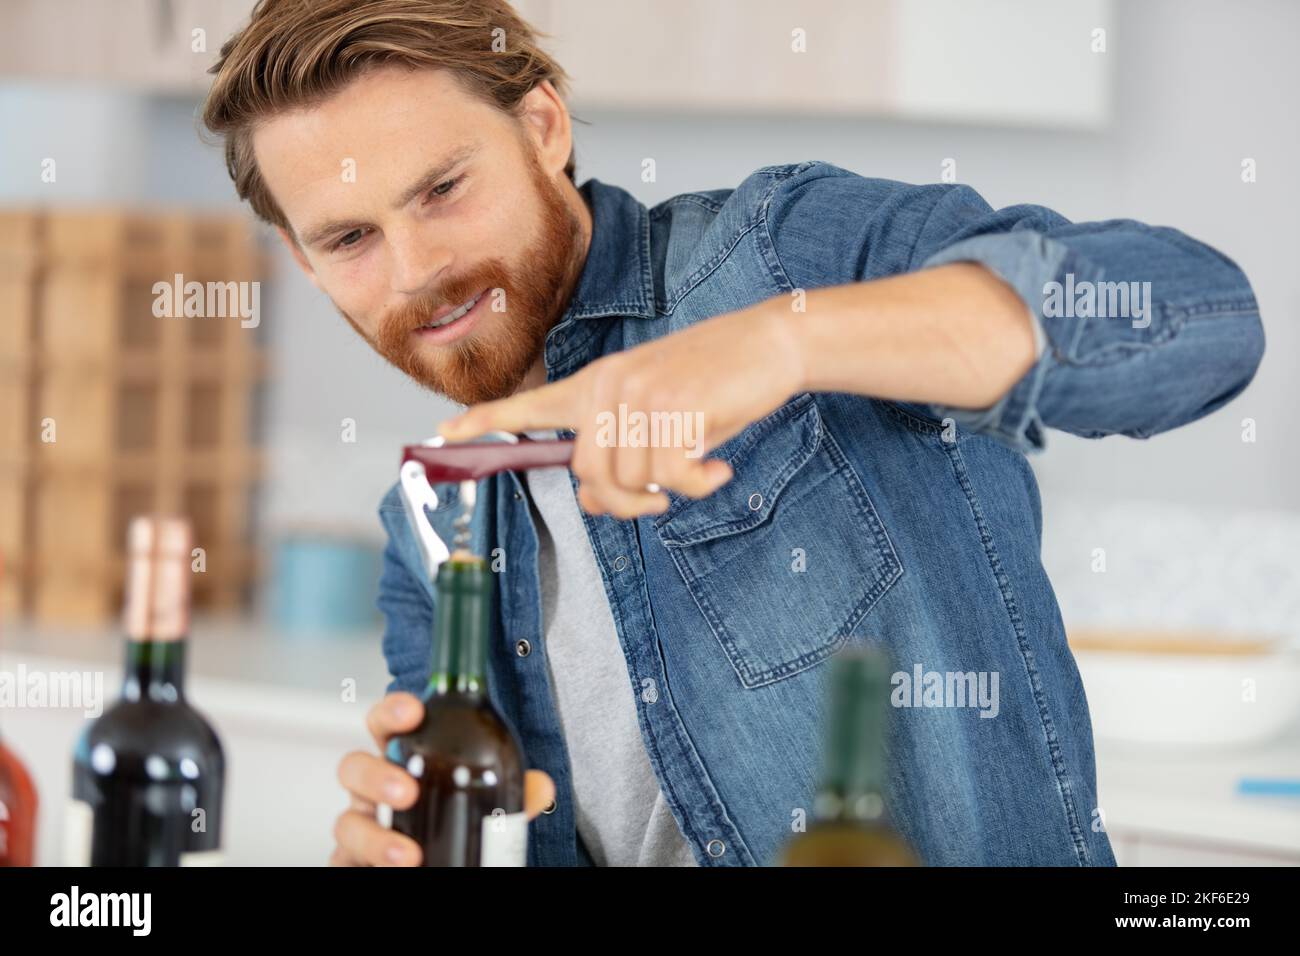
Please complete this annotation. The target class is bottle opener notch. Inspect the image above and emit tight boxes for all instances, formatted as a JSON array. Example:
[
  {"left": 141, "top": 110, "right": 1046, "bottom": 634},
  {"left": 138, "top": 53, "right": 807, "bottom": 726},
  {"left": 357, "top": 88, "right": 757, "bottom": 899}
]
[{"left": 398, "top": 459, "right": 450, "bottom": 582}]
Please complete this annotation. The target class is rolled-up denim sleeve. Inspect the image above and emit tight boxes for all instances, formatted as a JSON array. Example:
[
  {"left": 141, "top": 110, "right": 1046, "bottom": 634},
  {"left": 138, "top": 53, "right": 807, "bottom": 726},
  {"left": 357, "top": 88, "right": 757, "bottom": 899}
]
[
  {"left": 377, "top": 492, "right": 434, "bottom": 695},
  {"left": 764, "top": 162, "right": 1265, "bottom": 455},
  {"left": 915, "top": 198, "right": 1265, "bottom": 454}
]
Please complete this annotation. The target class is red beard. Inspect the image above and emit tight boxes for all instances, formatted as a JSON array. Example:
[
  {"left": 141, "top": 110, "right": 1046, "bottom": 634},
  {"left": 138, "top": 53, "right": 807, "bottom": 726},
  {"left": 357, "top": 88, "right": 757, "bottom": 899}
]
[{"left": 351, "top": 151, "right": 585, "bottom": 406}]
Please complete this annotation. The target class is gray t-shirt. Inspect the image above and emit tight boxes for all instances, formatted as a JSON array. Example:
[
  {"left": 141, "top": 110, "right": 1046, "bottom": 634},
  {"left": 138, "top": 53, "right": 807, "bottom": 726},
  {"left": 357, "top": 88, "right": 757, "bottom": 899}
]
[{"left": 520, "top": 434, "right": 698, "bottom": 867}]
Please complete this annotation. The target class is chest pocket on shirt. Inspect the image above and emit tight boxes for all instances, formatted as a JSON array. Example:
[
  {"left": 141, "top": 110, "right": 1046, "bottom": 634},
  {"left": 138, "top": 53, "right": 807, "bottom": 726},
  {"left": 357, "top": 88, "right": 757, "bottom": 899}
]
[{"left": 653, "top": 393, "right": 902, "bottom": 689}]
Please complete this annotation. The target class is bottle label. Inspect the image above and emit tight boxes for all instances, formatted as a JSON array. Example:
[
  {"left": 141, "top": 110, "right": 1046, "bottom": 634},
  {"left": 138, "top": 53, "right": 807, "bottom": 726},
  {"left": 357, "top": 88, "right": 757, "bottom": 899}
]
[
  {"left": 63, "top": 800, "right": 93, "bottom": 867},
  {"left": 62, "top": 799, "right": 223, "bottom": 866},
  {"left": 480, "top": 809, "right": 527, "bottom": 866},
  {"left": 179, "top": 850, "right": 226, "bottom": 866}
]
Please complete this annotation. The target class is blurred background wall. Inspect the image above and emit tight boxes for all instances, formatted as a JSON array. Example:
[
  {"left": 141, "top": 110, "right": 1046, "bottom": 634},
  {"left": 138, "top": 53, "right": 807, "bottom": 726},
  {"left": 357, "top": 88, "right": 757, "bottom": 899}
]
[
  {"left": 3, "top": 0, "right": 1294, "bottom": 534},
  {"left": 4, "top": 1, "right": 1294, "bottom": 537}
]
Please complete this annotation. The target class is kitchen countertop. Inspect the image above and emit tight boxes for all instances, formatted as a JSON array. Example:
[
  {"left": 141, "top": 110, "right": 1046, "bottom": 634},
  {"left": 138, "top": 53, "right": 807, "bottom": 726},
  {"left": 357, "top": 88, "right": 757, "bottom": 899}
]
[{"left": 1096, "top": 732, "right": 1300, "bottom": 859}]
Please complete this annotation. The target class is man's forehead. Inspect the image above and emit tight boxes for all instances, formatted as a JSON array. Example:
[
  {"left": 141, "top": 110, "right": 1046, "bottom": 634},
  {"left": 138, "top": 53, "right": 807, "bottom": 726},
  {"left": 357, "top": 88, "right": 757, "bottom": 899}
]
[
  {"left": 253, "top": 67, "right": 486, "bottom": 172},
  {"left": 251, "top": 69, "right": 494, "bottom": 234}
]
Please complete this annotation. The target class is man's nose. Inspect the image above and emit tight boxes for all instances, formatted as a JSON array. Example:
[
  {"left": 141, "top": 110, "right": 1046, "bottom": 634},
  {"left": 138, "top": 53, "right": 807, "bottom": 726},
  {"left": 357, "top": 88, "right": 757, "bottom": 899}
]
[{"left": 388, "top": 226, "right": 451, "bottom": 297}]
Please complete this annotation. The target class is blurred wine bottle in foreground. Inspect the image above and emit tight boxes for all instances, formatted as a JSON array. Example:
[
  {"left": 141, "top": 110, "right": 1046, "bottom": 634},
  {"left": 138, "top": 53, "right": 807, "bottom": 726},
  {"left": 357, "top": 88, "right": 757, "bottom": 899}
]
[
  {"left": 387, "top": 548, "right": 528, "bottom": 866},
  {"left": 777, "top": 645, "right": 919, "bottom": 866},
  {"left": 0, "top": 553, "right": 38, "bottom": 867},
  {"left": 67, "top": 516, "right": 225, "bottom": 866}
]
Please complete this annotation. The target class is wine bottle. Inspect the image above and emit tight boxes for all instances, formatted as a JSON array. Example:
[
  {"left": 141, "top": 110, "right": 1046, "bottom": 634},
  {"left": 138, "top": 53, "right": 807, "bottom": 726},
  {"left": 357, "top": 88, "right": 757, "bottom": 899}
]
[
  {"left": 387, "top": 548, "right": 528, "bottom": 866},
  {"left": 776, "top": 645, "right": 919, "bottom": 866},
  {"left": 0, "top": 732, "right": 37, "bottom": 867},
  {"left": 66, "top": 515, "right": 225, "bottom": 866}
]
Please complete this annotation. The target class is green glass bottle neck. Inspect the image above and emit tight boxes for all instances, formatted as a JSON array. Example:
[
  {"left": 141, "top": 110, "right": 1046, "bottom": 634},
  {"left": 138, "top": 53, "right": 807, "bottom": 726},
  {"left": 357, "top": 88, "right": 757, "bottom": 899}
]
[
  {"left": 814, "top": 653, "right": 890, "bottom": 824},
  {"left": 427, "top": 554, "right": 491, "bottom": 697},
  {"left": 122, "top": 639, "right": 188, "bottom": 702}
]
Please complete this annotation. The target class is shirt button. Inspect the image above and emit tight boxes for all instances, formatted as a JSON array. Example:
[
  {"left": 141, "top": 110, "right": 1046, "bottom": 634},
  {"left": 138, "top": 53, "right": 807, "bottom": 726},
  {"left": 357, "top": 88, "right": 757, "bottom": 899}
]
[
  {"left": 515, "top": 639, "right": 531, "bottom": 657},
  {"left": 706, "top": 839, "right": 726, "bottom": 858},
  {"left": 554, "top": 331, "right": 566, "bottom": 347},
  {"left": 613, "top": 555, "right": 628, "bottom": 571},
  {"left": 513, "top": 490, "right": 523, "bottom": 500},
  {"left": 542, "top": 799, "right": 558, "bottom": 815},
  {"left": 747, "top": 492, "right": 764, "bottom": 511}
]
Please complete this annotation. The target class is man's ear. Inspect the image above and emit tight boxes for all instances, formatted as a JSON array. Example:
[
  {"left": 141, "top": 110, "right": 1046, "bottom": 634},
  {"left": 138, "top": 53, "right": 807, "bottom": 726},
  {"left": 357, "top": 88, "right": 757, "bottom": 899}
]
[
  {"left": 519, "top": 79, "right": 572, "bottom": 179},
  {"left": 276, "top": 226, "right": 320, "bottom": 290}
]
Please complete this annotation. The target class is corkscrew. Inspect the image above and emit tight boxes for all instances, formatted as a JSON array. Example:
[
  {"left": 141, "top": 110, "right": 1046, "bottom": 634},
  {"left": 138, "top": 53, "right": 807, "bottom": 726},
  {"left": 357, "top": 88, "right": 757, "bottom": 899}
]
[{"left": 398, "top": 430, "right": 574, "bottom": 581}]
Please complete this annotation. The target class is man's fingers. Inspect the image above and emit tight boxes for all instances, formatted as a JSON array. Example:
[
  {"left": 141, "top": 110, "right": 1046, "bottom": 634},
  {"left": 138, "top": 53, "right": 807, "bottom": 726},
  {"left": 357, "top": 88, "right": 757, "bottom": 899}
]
[
  {"left": 366, "top": 692, "right": 423, "bottom": 750},
  {"left": 578, "top": 481, "right": 668, "bottom": 519},
  {"left": 439, "top": 377, "right": 577, "bottom": 440},
  {"left": 328, "top": 846, "right": 355, "bottom": 867},
  {"left": 333, "top": 809, "right": 422, "bottom": 867},
  {"left": 348, "top": 791, "right": 376, "bottom": 816},
  {"left": 651, "top": 448, "right": 734, "bottom": 500},
  {"left": 576, "top": 453, "right": 731, "bottom": 517},
  {"left": 339, "top": 750, "right": 418, "bottom": 810},
  {"left": 613, "top": 436, "right": 652, "bottom": 491},
  {"left": 524, "top": 769, "right": 557, "bottom": 821}
]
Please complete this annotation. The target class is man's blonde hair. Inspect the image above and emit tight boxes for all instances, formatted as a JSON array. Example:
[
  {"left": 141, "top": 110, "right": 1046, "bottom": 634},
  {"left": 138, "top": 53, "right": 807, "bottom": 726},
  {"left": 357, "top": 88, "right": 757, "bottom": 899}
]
[{"left": 201, "top": 0, "right": 572, "bottom": 232}]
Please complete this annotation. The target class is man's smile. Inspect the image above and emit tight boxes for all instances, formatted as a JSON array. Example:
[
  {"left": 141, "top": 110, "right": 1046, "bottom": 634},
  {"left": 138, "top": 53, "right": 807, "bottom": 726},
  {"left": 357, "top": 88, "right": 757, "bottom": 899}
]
[{"left": 413, "top": 287, "right": 490, "bottom": 344}]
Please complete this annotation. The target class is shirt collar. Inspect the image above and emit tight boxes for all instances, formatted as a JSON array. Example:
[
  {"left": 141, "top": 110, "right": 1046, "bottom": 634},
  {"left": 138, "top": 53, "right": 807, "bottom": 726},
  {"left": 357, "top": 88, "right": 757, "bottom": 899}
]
[{"left": 563, "top": 177, "right": 657, "bottom": 321}]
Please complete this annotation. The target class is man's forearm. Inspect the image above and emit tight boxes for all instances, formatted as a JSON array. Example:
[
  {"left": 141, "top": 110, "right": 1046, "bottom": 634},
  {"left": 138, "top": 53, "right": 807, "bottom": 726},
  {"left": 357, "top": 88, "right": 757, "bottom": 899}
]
[{"left": 771, "top": 262, "right": 1037, "bottom": 411}]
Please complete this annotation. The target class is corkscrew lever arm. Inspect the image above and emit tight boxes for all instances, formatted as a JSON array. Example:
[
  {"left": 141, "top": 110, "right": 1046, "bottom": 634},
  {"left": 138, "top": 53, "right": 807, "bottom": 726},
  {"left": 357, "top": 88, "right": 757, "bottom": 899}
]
[{"left": 398, "top": 457, "right": 454, "bottom": 584}]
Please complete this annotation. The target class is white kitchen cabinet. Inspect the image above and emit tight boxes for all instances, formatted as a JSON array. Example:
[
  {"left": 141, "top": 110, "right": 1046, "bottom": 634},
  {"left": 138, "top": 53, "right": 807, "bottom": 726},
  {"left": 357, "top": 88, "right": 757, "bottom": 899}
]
[
  {"left": 518, "top": 0, "right": 1112, "bottom": 127},
  {"left": 518, "top": 0, "right": 896, "bottom": 115},
  {"left": 5, "top": 0, "right": 1111, "bottom": 127},
  {"left": 0, "top": 0, "right": 255, "bottom": 93}
]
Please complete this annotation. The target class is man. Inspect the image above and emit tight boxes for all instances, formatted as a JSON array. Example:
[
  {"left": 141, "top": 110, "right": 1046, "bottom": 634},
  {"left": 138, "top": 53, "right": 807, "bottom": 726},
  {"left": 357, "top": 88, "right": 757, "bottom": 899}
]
[{"left": 202, "top": 0, "right": 1264, "bottom": 866}]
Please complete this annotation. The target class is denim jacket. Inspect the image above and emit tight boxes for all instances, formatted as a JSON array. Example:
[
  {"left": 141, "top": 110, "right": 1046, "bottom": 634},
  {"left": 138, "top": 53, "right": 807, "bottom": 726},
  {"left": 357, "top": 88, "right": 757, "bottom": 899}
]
[{"left": 375, "top": 162, "right": 1264, "bottom": 866}]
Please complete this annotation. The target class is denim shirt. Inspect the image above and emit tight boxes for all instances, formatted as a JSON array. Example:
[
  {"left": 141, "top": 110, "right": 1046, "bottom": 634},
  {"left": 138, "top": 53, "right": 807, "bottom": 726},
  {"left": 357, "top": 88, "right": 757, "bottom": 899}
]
[{"left": 376, "top": 161, "right": 1264, "bottom": 866}]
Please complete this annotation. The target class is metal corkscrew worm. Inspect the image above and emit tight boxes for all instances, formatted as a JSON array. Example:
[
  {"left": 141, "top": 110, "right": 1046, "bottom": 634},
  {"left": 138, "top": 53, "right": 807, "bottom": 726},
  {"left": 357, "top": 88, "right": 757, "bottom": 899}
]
[
  {"left": 450, "top": 479, "right": 474, "bottom": 551},
  {"left": 398, "top": 430, "right": 575, "bottom": 581}
]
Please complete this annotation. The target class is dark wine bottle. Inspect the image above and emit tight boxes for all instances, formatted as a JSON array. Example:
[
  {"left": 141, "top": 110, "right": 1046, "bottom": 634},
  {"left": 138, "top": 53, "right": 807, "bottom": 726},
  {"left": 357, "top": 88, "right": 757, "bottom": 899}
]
[
  {"left": 66, "top": 516, "right": 225, "bottom": 866},
  {"left": 387, "top": 548, "right": 528, "bottom": 866},
  {"left": 776, "top": 645, "right": 919, "bottom": 866}
]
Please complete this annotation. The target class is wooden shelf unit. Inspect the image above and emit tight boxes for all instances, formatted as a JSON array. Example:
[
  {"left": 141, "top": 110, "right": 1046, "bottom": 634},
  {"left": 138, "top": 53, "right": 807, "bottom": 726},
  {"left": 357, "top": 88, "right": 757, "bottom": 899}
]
[{"left": 0, "top": 208, "right": 268, "bottom": 624}]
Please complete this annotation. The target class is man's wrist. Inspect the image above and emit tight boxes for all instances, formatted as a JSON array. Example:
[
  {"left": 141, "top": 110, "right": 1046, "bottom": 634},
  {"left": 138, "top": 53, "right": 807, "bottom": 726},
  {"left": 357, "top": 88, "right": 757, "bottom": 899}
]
[{"left": 760, "top": 295, "right": 810, "bottom": 397}]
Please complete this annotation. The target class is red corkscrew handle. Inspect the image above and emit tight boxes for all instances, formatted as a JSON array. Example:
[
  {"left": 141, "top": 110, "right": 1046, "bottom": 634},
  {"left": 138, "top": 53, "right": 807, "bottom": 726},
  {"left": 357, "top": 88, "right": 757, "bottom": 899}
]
[{"left": 401, "top": 436, "right": 574, "bottom": 483}]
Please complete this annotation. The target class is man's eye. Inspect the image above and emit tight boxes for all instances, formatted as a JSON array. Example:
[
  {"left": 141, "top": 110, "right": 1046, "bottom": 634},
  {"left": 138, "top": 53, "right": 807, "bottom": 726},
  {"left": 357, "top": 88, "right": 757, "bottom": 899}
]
[
  {"left": 426, "top": 177, "right": 462, "bottom": 201},
  {"left": 326, "top": 177, "right": 461, "bottom": 252},
  {"left": 333, "top": 227, "right": 370, "bottom": 251}
]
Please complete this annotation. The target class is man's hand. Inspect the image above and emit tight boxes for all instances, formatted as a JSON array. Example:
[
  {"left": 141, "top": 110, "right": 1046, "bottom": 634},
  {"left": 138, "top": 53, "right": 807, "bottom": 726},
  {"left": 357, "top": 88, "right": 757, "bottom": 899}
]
[
  {"left": 439, "top": 264, "right": 1038, "bottom": 519},
  {"left": 331, "top": 692, "right": 557, "bottom": 866},
  {"left": 437, "top": 303, "right": 804, "bottom": 519}
]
